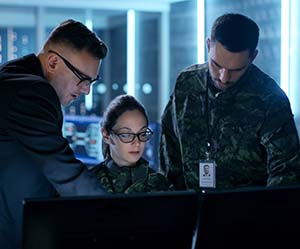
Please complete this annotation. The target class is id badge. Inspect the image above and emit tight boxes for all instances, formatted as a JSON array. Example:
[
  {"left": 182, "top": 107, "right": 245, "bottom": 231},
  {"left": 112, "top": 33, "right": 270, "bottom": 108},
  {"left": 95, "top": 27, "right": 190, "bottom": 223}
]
[{"left": 199, "top": 160, "right": 216, "bottom": 188}]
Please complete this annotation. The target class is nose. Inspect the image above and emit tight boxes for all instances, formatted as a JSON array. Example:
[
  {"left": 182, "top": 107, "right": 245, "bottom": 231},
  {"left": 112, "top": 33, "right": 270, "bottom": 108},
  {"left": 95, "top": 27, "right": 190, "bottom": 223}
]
[
  {"left": 131, "top": 135, "right": 141, "bottom": 145},
  {"left": 80, "top": 83, "right": 91, "bottom": 95},
  {"left": 219, "top": 68, "right": 230, "bottom": 83}
]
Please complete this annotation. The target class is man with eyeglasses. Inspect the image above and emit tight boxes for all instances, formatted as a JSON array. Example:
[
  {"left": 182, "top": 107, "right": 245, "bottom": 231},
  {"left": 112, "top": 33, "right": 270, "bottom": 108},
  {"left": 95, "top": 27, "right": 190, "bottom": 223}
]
[
  {"left": 0, "top": 19, "right": 108, "bottom": 249},
  {"left": 160, "top": 13, "right": 300, "bottom": 191}
]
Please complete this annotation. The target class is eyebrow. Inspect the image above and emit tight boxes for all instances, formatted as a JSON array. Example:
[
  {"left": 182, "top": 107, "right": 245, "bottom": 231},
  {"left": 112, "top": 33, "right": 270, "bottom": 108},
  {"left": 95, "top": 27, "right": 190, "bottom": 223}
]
[
  {"left": 211, "top": 58, "right": 247, "bottom": 72},
  {"left": 115, "top": 125, "right": 148, "bottom": 132}
]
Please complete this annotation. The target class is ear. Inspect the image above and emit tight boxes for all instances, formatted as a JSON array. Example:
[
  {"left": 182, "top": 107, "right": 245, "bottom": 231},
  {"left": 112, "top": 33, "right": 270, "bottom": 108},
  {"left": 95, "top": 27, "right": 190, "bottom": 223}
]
[
  {"left": 47, "top": 53, "right": 59, "bottom": 73},
  {"left": 101, "top": 127, "right": 110, "bottom": 144},
  {"left": 249, "top": 49, "right": 258, "bottom": 62}
]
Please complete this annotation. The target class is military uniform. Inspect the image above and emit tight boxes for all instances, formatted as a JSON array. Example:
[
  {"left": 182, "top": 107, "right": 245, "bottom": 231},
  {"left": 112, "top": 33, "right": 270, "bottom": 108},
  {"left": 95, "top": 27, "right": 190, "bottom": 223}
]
[
  {"left": 91, "top": 158, "right": 173, "bottom": 193},
  {"left": 160, "top": 63, "right": 300, "bottom": 190}
]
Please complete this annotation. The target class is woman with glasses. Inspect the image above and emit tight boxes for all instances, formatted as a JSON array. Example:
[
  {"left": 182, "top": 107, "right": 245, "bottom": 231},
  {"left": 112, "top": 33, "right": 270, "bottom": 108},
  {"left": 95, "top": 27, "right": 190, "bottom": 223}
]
[{"left": 91, "top": 94, "right": 173, "bottom": 194}]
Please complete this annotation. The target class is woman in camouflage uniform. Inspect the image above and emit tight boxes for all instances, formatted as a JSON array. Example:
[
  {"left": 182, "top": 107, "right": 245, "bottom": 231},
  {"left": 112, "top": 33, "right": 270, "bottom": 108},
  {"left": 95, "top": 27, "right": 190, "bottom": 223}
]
[{"left": 91, "top": 94, "right": 173, "bottom": 193}]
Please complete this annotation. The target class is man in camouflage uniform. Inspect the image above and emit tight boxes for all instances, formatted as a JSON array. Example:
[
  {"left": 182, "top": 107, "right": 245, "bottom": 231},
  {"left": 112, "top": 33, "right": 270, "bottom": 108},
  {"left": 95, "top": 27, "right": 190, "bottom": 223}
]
[{"left": 160, "top": 13, "right": 300, "bottom": 190}]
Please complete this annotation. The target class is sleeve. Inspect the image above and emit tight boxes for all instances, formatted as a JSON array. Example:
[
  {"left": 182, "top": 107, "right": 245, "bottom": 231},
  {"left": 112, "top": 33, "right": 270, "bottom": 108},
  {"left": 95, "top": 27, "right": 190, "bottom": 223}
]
[
  {"left": 159, "top": 92, "right": 186, "bottom": 190},
  {"left": 6, "top": 82, "right": 107, "bottom": 196},
  {"left": 260, "top": 95, "right": 300, "bottom": 186}
]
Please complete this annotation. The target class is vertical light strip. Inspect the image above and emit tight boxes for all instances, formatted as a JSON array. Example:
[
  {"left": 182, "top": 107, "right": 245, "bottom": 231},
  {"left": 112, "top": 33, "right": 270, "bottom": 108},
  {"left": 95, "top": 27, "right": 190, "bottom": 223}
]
[
  {"left": 280, "top": 0, "right": 290, "bottom": 96},
  {"left": 289, "top": 0, "right": 299, "bottom": 117},
  {"left": 159, "top": 11, "right": 170, "bottom": 119},
  {"left": 36, "top": 7, "right": 45, "bottom": 53},
  {"left": 85, "top": 20, "right": 93, "bottom": 30},
  {"left": 197, "top": 0, "right": 205, "bottom": 64},
  {"left": 85, "top": 10, "right": 93, "bottom": 111},
  {"left": 127, "top": 9, "right": 136, "bottom": 96}
]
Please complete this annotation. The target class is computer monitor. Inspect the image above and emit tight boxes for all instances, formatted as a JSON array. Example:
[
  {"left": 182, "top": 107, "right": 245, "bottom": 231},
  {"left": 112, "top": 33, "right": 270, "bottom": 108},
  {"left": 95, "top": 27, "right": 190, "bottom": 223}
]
[
  {"left": 22, "top": 190, "right": 199, "bottom": 249},
  {"left": 194, "top": 186, "right": 300, "bottom": 249}
]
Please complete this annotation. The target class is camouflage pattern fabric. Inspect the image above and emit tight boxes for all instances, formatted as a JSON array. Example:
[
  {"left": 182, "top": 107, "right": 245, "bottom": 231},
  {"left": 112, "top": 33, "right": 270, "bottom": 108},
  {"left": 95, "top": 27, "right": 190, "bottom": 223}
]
[
  {"left": 91, "top": 158, "right": 174, "bottom": 194},
  {"left": 160, "top": 63, "right": 300, "bottom": 190}
]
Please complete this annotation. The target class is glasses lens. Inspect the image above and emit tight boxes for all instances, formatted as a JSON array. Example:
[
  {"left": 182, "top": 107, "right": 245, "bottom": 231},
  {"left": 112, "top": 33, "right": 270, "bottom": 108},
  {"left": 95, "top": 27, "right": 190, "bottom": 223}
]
[
  {"left": 88, "top": 76, "right": 99, "bottom": 85},
  {"left": 78, "top": 78, "right": 92, "bottom": 86},
  {"left": 112, "top": 128, "right": 153, "bottom": 143},
  {"left": 138, "top": 132, "right": 148, "bottom": 142},
  {"left": 139, "top": 129, "right": 153, "bottom": 142},
  {"left": 118, "top": 133, "right": 135, "bottom": 143},
  {"left": 79, "top": 75, "right": 99, "bottom": 87}
]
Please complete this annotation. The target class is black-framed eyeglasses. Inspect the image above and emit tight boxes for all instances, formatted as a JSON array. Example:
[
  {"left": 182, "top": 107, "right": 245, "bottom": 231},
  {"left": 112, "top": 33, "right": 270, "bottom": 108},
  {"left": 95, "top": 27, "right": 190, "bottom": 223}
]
[
  {"left": 110, "top": 128, "right": 154, "bottom": 143},
  {"left": 48, "top": 49, "right": 99, "bottom": 86}
]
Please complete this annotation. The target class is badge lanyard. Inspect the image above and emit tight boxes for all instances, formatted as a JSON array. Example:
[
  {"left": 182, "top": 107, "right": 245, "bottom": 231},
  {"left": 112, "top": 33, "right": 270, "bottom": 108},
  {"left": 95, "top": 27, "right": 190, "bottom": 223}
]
[
  {"left": 205, "top": 79, "right": 211, "bottom": 160},
  {"left": 199, "top": 79, "right": 216, "bottom": 188},
  {"left": 205, "top": 77, "right": 222, "bottom": 159}
]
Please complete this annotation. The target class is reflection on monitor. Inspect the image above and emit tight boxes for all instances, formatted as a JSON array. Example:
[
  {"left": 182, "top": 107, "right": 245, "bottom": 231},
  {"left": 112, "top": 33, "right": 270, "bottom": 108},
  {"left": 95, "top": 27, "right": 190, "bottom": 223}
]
[
  {"left": 22, "top": 191, "right": 199, "bottom": 249},
  {"left": 63, "top": 115, "right": 161, "bottom": 170}
]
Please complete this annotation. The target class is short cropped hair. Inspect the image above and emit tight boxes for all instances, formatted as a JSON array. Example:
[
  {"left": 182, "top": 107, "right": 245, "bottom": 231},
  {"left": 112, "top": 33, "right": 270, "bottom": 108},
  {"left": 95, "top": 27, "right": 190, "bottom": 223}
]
[
  {"left": 210, "top": 13, "right": 259, "bottom": 54},
  {"left": 45, "top": 19, "right": 107, "bottom": 59}
]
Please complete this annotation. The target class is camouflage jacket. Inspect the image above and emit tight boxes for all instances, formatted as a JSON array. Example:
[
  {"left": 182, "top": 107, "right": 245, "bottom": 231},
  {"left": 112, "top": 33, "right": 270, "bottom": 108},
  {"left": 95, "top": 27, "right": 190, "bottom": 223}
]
[
  {"left": 160, "top": 63, "right": 300, "bottom": 190},
  {"left": 91, "top": 158, "right": 174, "bottom": 194}
]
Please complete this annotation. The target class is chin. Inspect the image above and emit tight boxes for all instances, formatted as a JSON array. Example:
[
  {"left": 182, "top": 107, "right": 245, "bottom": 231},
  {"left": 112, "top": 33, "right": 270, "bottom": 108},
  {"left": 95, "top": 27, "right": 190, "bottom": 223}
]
[
  {"left": 215, "top": 82, "right": 232, "bottom": 91},
  {"left": 127, "top": 157, "right": 140, "bottom": 165},
  {"left": 64, "top": 99, "right": 74, "bottom": 107}
]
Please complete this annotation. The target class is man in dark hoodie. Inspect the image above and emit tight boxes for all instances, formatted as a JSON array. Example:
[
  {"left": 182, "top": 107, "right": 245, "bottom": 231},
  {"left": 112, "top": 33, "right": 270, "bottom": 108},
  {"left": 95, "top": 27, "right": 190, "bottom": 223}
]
[{"left": 0, "top": 19, "right": 108, "bottom": 249}]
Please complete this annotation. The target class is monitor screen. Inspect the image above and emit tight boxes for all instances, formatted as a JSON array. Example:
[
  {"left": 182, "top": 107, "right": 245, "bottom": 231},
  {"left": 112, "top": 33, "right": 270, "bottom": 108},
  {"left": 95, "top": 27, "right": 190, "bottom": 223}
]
[
  {"left": 195, "top": 186, "right": 300, "bottom": 249},
  {"left": 22, "top": 191, "right": 199, "bottom": 249},
  {"left": 63, "top": 115, "right": 103, "bottom": 166}
]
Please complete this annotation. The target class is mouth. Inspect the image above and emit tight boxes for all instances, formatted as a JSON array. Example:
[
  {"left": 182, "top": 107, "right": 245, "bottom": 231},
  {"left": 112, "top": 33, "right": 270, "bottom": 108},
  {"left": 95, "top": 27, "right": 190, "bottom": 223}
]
[
  {"left": 71, "top": 94, "right": 78, "bottom": 100},
  {"left": 214, "top": 80, "right": 233, "bottom": 90},
  {"left": 218, "top": 81, "right": 228, "bottom": 88},
  {"left": 129, "top": 151, "right": 140, "bottom": 155}
]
